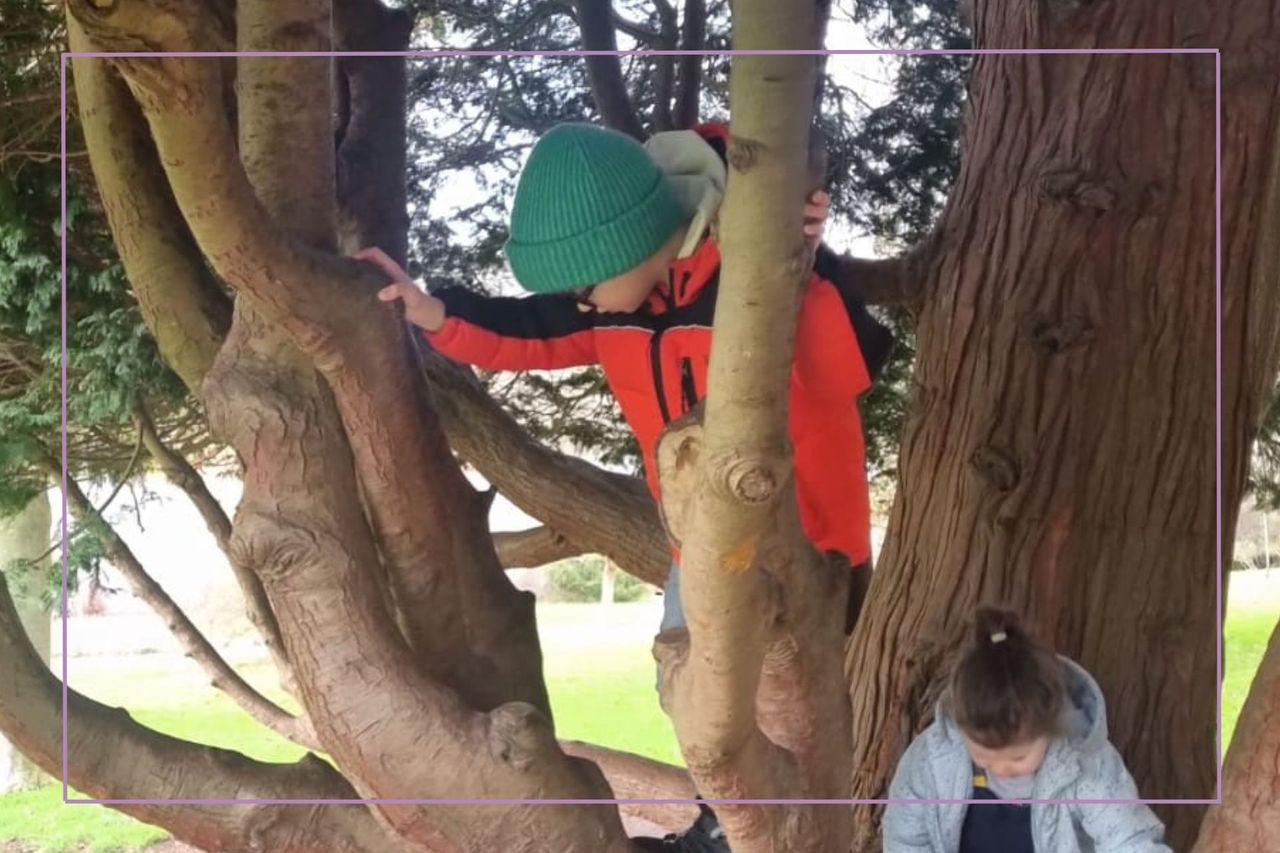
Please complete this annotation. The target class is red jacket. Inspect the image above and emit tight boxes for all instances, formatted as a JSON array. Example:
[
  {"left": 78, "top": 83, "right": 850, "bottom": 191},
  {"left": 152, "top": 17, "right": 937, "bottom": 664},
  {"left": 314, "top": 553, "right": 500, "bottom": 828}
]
[{"left": 425, "top": 238, "right": 892, "bottom": 565}]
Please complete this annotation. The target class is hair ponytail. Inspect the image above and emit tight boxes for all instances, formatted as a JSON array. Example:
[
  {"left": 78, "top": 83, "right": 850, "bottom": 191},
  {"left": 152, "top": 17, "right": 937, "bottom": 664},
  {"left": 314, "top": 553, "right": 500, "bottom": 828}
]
[{"left": 949, "top": 606, "right": 1066, "bottom": 748}]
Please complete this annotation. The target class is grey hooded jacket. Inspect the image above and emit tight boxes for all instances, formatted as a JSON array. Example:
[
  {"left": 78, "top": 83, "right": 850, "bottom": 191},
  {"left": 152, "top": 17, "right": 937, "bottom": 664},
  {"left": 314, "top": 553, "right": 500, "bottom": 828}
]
[{"left": 883, "top": 657, "right": 1172, "bottom": 853}]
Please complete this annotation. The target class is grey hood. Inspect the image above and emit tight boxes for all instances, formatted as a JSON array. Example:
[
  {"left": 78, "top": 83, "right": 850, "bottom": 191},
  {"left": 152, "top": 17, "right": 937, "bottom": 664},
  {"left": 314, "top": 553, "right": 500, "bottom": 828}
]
[{"left": 883, "top": 656, "right": 1172, "bottom": 853}]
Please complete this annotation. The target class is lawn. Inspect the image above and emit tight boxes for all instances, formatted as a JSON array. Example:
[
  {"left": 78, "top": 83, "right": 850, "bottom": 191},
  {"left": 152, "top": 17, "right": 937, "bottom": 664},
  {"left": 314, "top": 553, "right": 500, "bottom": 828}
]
[{"left": 3, "top": 582, "right": 1277, "bottom": 852}]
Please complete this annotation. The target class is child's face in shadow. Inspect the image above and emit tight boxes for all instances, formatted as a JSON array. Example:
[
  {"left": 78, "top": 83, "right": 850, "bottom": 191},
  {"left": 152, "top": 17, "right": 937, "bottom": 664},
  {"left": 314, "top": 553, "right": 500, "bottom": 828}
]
[
  {"left": 962, "top": 733, "right": 1052, "bottom": 780},
  {"left": 575, "top": 226, "right": 688, "bottom": 314}
]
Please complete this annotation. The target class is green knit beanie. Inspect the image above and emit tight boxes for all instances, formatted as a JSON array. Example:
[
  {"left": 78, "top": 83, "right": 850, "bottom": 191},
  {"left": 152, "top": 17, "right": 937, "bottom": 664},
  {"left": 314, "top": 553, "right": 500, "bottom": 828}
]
[{"left": 505, "top": 123, "right": 687, "bottom": 294}]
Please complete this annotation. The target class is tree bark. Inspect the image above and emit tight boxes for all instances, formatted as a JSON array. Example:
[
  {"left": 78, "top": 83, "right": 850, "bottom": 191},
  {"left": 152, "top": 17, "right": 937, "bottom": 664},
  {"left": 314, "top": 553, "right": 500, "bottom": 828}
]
[
  {"left": 653, "top": 5, "right": 850, "bottom": 851},
  {"left": 847, "top": 5, "right": 1280, "bottom": 850},
  {"left": 0, "top": 570, "right": 404, "bottom": 852},
  {"left": 560, "top": 740, "right": 698, "bottom": 829},
  {"left": 67, "top": 21, "right": 231, "bottom": 393},
  {"left": 67, "top": 2, "right": 641, "bottom": 848},
  {"left": 1191, "top": 6, "right": 1280, "bottom": 846},
  {"left": 0, "top": 492, "right": 51, "bottom": 793},
  {"left": 133, "top": 398, "right": 297, "bottom": 694},
  {"left": 493, "top": 526, "right": 584, "bottom": 569}
]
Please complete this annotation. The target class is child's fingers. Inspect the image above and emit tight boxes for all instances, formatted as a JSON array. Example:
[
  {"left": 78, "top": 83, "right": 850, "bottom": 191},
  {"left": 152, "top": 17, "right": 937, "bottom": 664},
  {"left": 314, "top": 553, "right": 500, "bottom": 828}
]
[
  {"left": 377, "top": 284, "right": 407, "bottom": 302},
  {"left": 355, "top": 246, "right": 412, "bottom": 283}
]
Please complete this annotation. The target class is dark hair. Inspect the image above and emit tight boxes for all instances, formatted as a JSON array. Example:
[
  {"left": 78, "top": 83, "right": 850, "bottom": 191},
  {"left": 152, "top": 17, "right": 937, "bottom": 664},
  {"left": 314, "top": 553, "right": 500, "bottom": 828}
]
[{"left": 949, "top": 606, "right": 1066, "bottom": 749}]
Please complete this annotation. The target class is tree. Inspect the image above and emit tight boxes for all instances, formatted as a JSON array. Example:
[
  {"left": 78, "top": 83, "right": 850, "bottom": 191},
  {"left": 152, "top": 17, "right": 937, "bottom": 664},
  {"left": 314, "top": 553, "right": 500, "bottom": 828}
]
[{"left": 0, "top": 1, "right": 1276, "bottom": 852}]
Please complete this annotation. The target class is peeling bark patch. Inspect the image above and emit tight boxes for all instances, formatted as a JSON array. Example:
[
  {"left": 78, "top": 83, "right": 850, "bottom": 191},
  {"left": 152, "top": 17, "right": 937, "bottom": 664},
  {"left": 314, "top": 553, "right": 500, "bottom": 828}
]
[
  {"left": 720, "top": 533, "right": 759, "bottom": 574},
  {"left": 970, "top": 445, "right": 1020, "bottom": 491}
]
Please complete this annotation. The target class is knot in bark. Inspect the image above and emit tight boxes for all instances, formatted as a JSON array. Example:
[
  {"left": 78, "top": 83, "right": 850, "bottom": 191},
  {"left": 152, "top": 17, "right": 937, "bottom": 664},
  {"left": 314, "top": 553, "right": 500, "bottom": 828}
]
[
  {"left": 970, "top": 444, "right": 1019, "bottom": 491},
  {"left": 727, "top": 136, "right": 762, "bottom": 173},
  {"left": 1039, "top": 167, "right": 1117, "bottom": 213},
  {"left": 724, "top": 457, "right": 779, "bottom": 504},
  {"left": 487, "top": 702, "right": 553, "bottom": 771},
  {"left": 1027, "top": 314, "right": 1095, "bottom": 355}
]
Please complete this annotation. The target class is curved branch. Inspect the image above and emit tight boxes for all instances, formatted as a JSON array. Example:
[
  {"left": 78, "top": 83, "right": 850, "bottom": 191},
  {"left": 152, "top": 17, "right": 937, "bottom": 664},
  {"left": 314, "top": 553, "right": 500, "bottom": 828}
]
[
  {"left": 494, "top": 525, "right": 585, "bottom": 569},
  {"left": 613, "top": 11, "right": 662, "bottom": 43},
  {"left": 133, "top": 397, "right": 296, "bottom": 694},
  {"left": 560, "top": 740, "right": 697, "bottom": 828},
  {"left": 51, "top": 458, "right": 320, "bottom": 752},
  {"left": 0, "top": 572, "right": 398, "bottom": 853},
  {"left": 67, "top": 21, "right": 231, "bottom": 393},
  {"left": 573, "top": 0, "right": 647, "bottom": 139},
  {"left": 71, "top": 0, "right": 548, "bottom": 710},
  {"left": 67, "top": 6, "right": 638, "bottom": 849},
  {"left": 422, "top": 350, "right": 671, "bottom": 587}
]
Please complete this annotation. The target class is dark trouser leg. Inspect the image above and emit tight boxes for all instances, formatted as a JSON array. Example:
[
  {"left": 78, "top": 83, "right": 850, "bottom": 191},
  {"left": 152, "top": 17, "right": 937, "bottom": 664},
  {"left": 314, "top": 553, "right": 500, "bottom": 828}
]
[{"left": 845, "top": 558, "right": 872, "bottom": 635}]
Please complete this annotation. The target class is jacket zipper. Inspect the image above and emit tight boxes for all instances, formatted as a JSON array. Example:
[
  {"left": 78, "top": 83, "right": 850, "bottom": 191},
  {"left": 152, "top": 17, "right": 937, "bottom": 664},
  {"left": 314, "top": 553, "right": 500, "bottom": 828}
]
[
  {"left": 680, "top": 357, "right": 697, "bottom": 414},
  {"left": 650, "top": 330, "right": 671, "bottom": 424},
  {"left": 650, "top": 271, "right": 678, "bottom": 424}
]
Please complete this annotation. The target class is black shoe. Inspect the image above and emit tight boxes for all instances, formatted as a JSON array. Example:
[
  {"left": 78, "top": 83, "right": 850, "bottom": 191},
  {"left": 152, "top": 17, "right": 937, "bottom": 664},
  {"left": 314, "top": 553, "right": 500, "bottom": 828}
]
[{"left": 633, "top": 803, "right": 730, "bottom": 852}]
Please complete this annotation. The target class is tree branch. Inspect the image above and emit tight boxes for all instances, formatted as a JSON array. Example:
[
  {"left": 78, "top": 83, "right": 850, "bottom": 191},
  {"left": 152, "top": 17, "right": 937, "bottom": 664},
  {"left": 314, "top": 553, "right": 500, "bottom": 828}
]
[
  {"left": 67, "top": 21, "right": 231, "bottom": 393},
  {"left": 493, "top": 525, "right": 586, "bottom": 569},
  {"left": 674, "top": 0, "right": 705, "bottom": 128},
  {"left": 560, "top": 740, "right": 697, "bottom": 828},
  {"left": 613, "top": 10, "right": 662, "bottom": 43},
  {"left": 67, "top": 4, "right": 637, "bottom": 847},
  {"left": 821, "top": 241, "right": 933, "bottom": 308},
  {"left": 50, "top": 457, "right": 321, "bottom": 752},
  {"left": 573, "top": 0, "right": 647, "bottom": 139},
  {"left": 334, "top": 0, "right": 414, "bottom": 261},
  {"left": 652, "top": 1, "right": 678, "bottom": 132},
  {"left": 422, "top": 350, "right": 671, "bottom": 587},
  {"left": 133, "top": 396, "right": 297, "bottom": 695},
  {"left": 654, "top": 8, "right": 851, "bottom": 850},
  {"left": 331, "top": 0, "right": 565, "bottom": 714},
  {"left": 72, "top": 0, "right": 551, "bottom": 711},
  {"left": 0, "top": 572, "right": 400, "bottom": 853}
]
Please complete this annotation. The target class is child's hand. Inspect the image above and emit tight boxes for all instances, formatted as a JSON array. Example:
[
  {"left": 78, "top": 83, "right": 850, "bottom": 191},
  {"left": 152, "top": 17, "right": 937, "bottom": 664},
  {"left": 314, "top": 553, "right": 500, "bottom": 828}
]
[
  {"left": 804, "top": 190, "right": 830, "bottom": 247},
  {"left": 355, "top": 247, "right": 447, "bottom": 332}
]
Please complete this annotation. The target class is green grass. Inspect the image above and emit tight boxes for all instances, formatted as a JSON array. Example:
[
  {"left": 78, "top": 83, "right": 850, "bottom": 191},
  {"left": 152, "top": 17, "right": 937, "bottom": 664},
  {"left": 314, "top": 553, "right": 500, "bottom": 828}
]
[
  {"left": 4, "top": 584, "right": 1278, "bottom": 851},
  {"left": 1222, "top": 571, "right": 1280, "bottom": 748}
]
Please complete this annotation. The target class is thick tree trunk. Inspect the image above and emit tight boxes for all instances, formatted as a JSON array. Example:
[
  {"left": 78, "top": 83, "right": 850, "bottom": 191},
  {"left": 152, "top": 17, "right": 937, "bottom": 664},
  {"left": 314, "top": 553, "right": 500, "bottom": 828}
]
[
  {"left": 67, "top": 1, "right": 641, "bottom": 849},
  {"left": 847, "top": 3, "right": 1280, "bottom": 851},
  {"left": 1192, "top": 5, "right": 1280, "bottom": 846},
  {"left": 0, "top": 492, "right": 51, "bottom": 793}
]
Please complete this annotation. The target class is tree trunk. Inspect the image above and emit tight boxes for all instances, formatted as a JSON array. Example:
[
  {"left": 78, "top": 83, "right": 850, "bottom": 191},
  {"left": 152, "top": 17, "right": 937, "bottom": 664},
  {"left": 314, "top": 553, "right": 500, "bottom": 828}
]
[
  {"left": 846, "top": 3, "right": 1280, "bottom": 851},
  {"left": 653, "top": 5, "right": 852, "bottom": 851},
  {"left": 0, "top": 491, "right": 51, "bottom": 793},
  {"left": 601, "top": 559, "right": 617, "bottom": 604}
]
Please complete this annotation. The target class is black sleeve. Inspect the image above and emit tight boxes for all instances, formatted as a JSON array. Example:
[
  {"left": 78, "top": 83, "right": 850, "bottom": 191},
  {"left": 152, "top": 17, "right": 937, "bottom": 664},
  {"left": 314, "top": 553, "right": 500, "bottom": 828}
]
[
  {"left": 434, "top": 286, "right": 594, "bottom": 340},
  {"left": 814, "top": 244, "right": 895, "bottom": 383}
]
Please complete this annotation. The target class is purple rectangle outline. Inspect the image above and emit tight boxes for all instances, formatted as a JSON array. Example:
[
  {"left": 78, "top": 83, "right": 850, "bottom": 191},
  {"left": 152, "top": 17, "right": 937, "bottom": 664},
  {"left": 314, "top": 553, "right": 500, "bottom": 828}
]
[{"left": 59, "top": 46, "right": 1224, "bottom": 809}]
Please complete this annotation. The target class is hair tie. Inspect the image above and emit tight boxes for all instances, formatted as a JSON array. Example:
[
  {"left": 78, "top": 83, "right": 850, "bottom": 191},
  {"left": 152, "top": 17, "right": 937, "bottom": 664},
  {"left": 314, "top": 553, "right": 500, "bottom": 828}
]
[{"left": 990, "top": 631, "right": 1008, "bottom": 644}]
